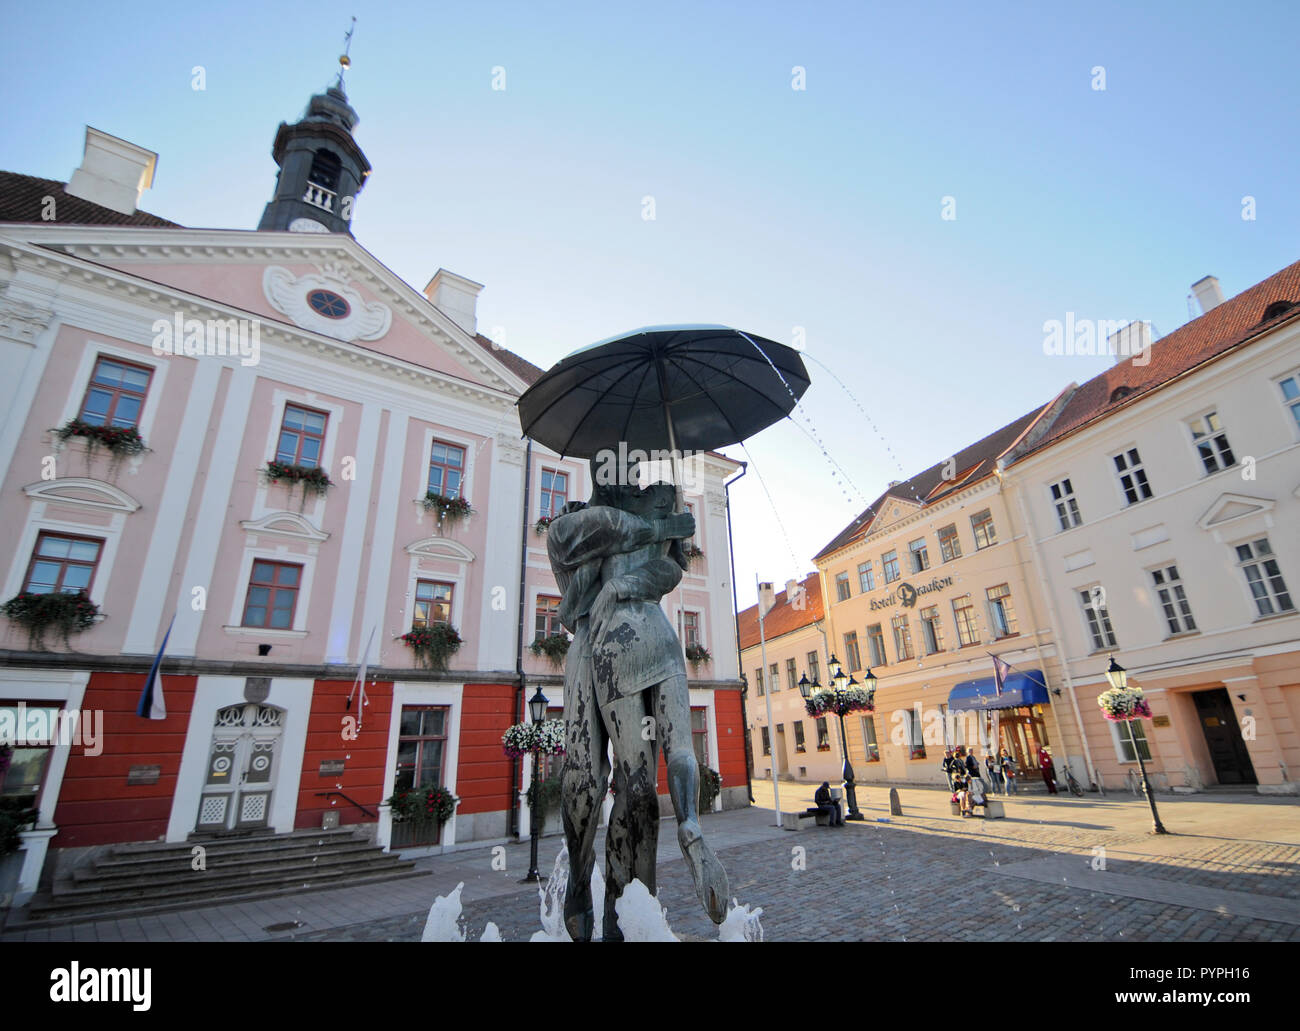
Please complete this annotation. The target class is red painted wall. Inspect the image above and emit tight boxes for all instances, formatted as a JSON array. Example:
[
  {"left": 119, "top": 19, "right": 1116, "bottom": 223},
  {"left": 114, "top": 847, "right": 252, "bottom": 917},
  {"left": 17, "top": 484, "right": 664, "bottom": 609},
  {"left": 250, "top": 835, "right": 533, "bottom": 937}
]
[
  {"left": 52, "top": 672, "right": 196, "bottom": 848},
  {"left": 295, "top": 679, "right": 394, "bottom": 830},
  {"left": 456, "top": 682, "right": 517, "bottom": 815},
  {"left": 714, "top": 690, "right": 748, "bottom": 789}
]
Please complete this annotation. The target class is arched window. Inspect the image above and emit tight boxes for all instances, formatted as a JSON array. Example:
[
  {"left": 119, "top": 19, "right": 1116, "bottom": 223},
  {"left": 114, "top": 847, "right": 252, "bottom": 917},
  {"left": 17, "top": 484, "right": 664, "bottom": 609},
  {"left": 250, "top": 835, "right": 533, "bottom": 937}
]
[{"left": 307, "top": 150, "right": 342, "bottom": 192}]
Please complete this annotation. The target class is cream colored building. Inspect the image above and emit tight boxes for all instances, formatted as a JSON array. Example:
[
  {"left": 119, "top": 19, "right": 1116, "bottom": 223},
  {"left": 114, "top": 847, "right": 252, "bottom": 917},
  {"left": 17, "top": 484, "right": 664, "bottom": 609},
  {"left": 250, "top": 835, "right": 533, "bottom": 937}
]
[
  {"left": 1002, "top": 265, "right": 1300, "bottom": 794},
  {"left": 812, "top": 403, "right": 1089, "bottom": 789}
]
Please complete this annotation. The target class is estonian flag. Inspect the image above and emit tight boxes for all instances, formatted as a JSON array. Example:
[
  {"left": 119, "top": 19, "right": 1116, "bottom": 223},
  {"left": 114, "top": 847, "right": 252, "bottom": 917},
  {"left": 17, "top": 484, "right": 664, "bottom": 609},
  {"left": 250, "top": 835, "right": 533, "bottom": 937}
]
[
  {"left": 990, "top": 653, "right": 1012, "bottom": 697},
  {"left": 137, "top": 615, "right": 173, "bottom": 719}
]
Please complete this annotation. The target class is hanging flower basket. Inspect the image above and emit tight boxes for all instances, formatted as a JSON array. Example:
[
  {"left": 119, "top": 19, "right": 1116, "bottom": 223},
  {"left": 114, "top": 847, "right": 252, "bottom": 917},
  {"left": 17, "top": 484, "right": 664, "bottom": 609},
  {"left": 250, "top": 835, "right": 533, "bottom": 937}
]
[
  {"left": 683, "top": 544, "right": 705, "bottom": 567},
  {"left": 421, "top": 491, "right": 474, "bottom": 528},
  {"left": 529, "top": 633, "right": 570, "bottom": 668},
  {"left": 1097, "top": 685, "right": 1152, "bottom": 722},
  {"left": 55, "top": 419, "right": 147, "bottom": 458},
  {"left": 1, "top": 591, "right": 99, "bottom": 651},
  {"left": 685, "top": 643, "right": 712, "bottom": 669},
  {"left": 501, "top": 719, "right": 566, "bottom": 759},
  {"left": 805, "top": 687, "right": 874, "bottom": 719},
  {"left": 264, "top": 460, "right": 333, "bottom": 495},
  {"left": 400, "top": 623, "right": 462, "bottom": 670},
  {"left": 534, "top": 516, "right": 553, "bottom": 535},
  {"left": 385, "top": 785, "right": 456, "bottom": 824}
]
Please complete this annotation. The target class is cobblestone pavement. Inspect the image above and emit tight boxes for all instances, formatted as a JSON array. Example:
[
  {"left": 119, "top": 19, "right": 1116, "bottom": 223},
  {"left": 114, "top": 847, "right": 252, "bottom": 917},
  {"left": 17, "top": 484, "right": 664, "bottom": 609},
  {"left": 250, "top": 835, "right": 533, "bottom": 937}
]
[{"left": 280, "top": 786, "right": 1300, "bottom": 942}]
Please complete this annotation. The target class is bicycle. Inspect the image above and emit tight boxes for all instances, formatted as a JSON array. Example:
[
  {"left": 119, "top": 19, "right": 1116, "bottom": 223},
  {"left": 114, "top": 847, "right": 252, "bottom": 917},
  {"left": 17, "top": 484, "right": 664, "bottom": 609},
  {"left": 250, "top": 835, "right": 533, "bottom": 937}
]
[{"left": 1062, "top": 765, "right": 1086, "bottom": 797}]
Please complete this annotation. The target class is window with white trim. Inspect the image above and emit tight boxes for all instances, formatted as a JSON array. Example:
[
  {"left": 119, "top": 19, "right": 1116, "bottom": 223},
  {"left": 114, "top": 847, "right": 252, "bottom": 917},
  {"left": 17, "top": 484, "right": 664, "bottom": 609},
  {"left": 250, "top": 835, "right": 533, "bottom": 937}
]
[
  {"left": 1235, "top": 538, "right": 1295, "bottom": 617},
  {"left": 937, "top": 524, "right": 962, "bottom": 562},
  {"left": 857, "top": 561, "right": 875, "bottom": 593},
  {"left": 769, "top": 662, "right": 779, "bottom": 691},
  {"left": 986, "top": 583, "right": 1018, "bottom": 637},
  {"left": 1112, "top": 447, "right": 1153, "bottom": 505},
  {"left": 952, "top": 595, "right": 979, "bottom": 647},
  {"left": 835, "top": 570, "right": 851, "bottom": 601},
  {"left": 1049, "top": 478, "right": 1082, "bottom": 531},
  {"left": 860, "top": 715, "right": 880, "bottom": 762},
  {"left": 1149, "top": 565, "right": 1196, "bottom": 635},
  {"left": 919, "top": 605, "right": 943, "bottom": 654},
  {"left": 971, "top": 509, "right": 997, "bottom": 549},
  {"left": 1278, "top": 371, "right": 1300, "bottom": 433},
  {"left": 1079, "top": 587, "right": 1118, "bottom": 650},
  {"left": 891, "top": 614, "right": 914, "bottom": 661},
  {"left": 1113, "top": 719, "right": 1151, "bottom": 763},
  {"left": 909, "top": 537, "right": 930, "bottom": 574},
  {"left": 866, "top": 623, "right": 887, "bottom": 667},
  {"left": 1187, "top": 411, "right": 1235, "bottom": 474},
  {"left": 882, "top": 550, "right": 901, "bottom": 584},
  {"left": 843, "top": 631, "right": 862, "bottom": 672}
]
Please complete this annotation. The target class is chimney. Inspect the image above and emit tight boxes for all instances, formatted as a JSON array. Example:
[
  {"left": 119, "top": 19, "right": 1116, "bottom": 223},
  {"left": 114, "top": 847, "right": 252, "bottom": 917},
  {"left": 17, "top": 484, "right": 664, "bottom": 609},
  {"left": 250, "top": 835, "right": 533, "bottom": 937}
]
[
  {"left": 758, "top": 582, "right": 776, "bottom": 618},
  {"left": 64, "top": 127, "right": 157, "bottom": 216},
  {"left": 1192, "top": 276, "right": 1225, "bottom": 315},
  {"left": 1106, "top": 320, "right": 1152, "bottom": 366},
  {"left": 785, "top": 578, "right": 800, "bottom": 601},
  {"left": 424, "top": 269, "right": 483, "bottom": 336}
]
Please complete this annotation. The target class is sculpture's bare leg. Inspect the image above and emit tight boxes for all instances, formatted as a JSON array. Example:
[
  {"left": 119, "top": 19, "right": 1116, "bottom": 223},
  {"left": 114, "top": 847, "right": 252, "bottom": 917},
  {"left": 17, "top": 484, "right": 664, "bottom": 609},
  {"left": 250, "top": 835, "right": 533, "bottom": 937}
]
[
  {"left": 560, "top": 649, "right": 607, "bottom": 943},
  {"left": 600, "top": 692, "right": 659, "bottom": 942},
  {"left": 655, "top": 672, "right": 730, "bottom": 923}
]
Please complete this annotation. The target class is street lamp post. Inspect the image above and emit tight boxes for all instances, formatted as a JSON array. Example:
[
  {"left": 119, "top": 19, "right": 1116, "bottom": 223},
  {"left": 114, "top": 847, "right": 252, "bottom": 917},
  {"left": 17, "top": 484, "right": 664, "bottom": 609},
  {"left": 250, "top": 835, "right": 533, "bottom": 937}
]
[
  {"left": 522, "top": 685, "right": 549, "bottom": 882},
  {"left": 802, "top": 657, "right": 869, "bottom": 821},
  {"left": 1105, "top": 658, "right": 1167, "bottom": 836}
]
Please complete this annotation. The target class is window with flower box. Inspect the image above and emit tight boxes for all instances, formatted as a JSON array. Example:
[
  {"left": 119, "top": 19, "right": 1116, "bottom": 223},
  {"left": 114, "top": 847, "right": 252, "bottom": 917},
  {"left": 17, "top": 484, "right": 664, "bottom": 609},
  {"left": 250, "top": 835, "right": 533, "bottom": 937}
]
[
  {"left": 793, "top": 721, "right": 806, "bottom": 753},
  {"left": 241, "top": 561, "right": 303, "bottom": 629},
  {"left": 683, "top": 611, "right": 702, "bottom": 651},
  {"left": 24, "top": 533, "right": 103, "bottom": 596},
  {"left": 78, "top": 356, "right": 152, "bottom": 429},
  {"left": 276, "top": 404, "right": 328, "bottom": 468},
  {"left": 428, "top": 440, "right": 466, "bottom": 499},
  {"left": 413, "top": 580, "right": 454, "bottom": 628},
  {"left": 393, "top": 706, "right": 449, "bottom": 802},
  {"left": 540, "top": 468, "right": 568, "bottom": 520},
  {"left": 905, "top": 709, "right": 926, "bottom": 759},
  {"left": 816, "top": 717, "right": 831, "bottom": 750},
  {"left": 535, "top": 594, "right": 562, "bottom": 640}
]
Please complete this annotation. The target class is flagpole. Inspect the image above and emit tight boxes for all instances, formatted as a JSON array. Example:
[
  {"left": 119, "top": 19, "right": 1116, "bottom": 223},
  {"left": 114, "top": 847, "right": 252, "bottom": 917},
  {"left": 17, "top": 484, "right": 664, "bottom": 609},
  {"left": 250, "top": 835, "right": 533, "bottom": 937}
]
[{"left": 756, "top": 574, "right": 782, "bottom": 826}]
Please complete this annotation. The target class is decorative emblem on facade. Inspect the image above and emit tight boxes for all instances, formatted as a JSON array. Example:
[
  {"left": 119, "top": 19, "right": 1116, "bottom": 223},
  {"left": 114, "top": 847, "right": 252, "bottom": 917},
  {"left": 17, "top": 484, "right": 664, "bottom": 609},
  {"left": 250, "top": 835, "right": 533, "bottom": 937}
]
[
  {"left": 0, "top": 298, "right": 55, "bottom": 344},
  {"left": 263, "top": 264, "right": 391, "bottom": 342}
]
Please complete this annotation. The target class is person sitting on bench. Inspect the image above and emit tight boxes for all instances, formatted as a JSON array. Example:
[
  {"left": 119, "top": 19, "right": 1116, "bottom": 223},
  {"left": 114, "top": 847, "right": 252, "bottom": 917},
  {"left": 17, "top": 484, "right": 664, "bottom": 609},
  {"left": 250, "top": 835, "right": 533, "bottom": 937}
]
[
  {"left": 813, "top": 781, "right": 844, "bottom": 826},
  {"left": 968, "top": 773, "right": 987, "bottom": 811}
]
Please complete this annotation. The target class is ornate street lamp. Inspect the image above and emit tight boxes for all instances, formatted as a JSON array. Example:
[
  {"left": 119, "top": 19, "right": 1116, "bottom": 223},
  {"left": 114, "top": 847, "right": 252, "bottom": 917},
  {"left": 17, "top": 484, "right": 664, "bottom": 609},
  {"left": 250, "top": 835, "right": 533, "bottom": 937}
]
[
  {"left": 803, "top": 660, "right": 868, "bottom": 821},
  {"left": 1104, "top": 658, "right": 1167, "bottom": 836},
  {"left": 523, "top": 686, "right": 549, "bottom": 882}
]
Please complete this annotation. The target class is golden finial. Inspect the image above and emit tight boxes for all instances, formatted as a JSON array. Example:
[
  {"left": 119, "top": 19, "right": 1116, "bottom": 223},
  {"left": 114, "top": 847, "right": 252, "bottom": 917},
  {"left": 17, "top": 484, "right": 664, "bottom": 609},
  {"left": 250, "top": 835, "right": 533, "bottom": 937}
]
[{"left": 336, "top": 16, "right": 356, "bottom": 87}]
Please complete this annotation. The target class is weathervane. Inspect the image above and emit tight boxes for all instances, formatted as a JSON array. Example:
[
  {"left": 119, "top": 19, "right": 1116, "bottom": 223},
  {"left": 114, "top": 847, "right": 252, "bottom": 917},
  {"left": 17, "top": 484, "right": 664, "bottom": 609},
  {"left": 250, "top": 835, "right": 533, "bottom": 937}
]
[{"left": 335, "top": 16, "right": 356, "bottom": 88}]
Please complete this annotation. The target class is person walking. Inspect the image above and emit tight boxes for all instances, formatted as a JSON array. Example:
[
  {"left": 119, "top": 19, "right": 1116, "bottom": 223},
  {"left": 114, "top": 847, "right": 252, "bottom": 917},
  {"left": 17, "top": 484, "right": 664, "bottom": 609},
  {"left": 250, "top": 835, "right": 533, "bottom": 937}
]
[
  {"left": 1039, "top": 745, "right": 1058, "bottom": 794},
  {"left": 999, "top": 747, "right": 1018, "bottom": 794}
]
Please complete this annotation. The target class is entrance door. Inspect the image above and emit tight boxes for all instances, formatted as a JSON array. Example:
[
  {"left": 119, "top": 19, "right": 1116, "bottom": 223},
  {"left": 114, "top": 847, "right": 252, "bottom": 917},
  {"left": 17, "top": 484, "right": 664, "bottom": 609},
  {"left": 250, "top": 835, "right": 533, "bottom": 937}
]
[
  {"left": 997, "top": 708, "right": 1046, "bottom": 775},
  {"left": 1192, "top": 689, "right": 1257, "bottom": 785},
  {"left": 196, "top": 704, "right": 285, "bottom": 832}
]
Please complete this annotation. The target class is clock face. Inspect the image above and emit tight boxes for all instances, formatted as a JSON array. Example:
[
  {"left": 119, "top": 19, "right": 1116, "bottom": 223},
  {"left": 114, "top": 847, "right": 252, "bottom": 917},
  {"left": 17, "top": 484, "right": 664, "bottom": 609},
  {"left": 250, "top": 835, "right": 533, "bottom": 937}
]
[{"left": 288, "top": 217, "right": 330, "bottom": 233}]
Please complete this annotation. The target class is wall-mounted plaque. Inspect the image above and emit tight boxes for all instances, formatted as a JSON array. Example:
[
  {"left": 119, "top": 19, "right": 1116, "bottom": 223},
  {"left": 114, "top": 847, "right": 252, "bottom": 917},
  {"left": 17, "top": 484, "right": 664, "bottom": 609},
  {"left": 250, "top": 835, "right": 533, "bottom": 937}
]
[
  {"left": 318, "top": 759, "right": 346, "bottom": 776},
  {"left": 244, "top": 676, "right": 271, "bottom": 703},
  {"left": 1152, "top": 714, "right": 1171, "bottom": 728},
  {"left": 127, "top": 764, "right": 161, "bottom": 785}
]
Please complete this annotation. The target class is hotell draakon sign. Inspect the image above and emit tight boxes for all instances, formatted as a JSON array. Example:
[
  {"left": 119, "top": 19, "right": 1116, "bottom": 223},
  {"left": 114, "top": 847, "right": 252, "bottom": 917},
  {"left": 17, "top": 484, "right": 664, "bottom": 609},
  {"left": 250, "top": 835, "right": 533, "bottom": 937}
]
[{"left": 869, "top": 575, "right": 954, "bottom": 611}]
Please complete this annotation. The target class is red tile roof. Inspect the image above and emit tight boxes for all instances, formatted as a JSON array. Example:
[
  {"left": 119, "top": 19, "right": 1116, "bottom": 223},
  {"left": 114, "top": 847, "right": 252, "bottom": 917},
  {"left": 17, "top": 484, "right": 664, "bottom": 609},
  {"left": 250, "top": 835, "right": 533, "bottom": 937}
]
[
  {"left": 470, "top": 332, "right": 547, "bottom": 386},
  {"left": 813, "top": 404, "right": 1050, "bottom": 561},
  {"left": 1017, "top": 260, "right": 1300, "bottom": 457},
  {"left": 737, "top": 572, "right": 824, "bottom": 651},
  {"left": 0, "top": 171, "right": 177, "bottom": 227}
]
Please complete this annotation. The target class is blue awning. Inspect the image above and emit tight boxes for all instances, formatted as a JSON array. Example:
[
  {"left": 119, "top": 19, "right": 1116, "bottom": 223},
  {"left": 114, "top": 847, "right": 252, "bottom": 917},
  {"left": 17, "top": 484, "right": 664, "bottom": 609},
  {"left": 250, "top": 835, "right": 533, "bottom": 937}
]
[{"left": 948, "top": 669, "right": 1049, "bottom": 711}]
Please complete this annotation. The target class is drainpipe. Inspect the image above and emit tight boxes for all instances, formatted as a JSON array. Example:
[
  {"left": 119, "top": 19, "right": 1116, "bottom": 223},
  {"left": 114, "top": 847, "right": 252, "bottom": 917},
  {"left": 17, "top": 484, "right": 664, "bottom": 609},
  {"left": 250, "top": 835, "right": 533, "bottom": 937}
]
[
  {"left": 510, "top": 438, "right": 534, "bottom": 838},
  {"left": 1004, "top": 465, "right": 1099, "bottom": 788},
  {"left": 724, "top": 463, "right": 755, "bottom": 801}
]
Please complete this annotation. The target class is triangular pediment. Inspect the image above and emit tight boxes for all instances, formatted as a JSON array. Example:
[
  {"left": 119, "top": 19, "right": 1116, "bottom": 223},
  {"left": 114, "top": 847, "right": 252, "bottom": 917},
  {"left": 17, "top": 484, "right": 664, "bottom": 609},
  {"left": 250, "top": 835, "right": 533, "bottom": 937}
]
[
  {"left": 24, "top": 478, "right": 140, "bottom": 513},
  {"left": 1197, "top": 492, "right": 1274, "bottom": 530},
  {"left": 877, "top": 496, "right": 922, "bottom": 529}
]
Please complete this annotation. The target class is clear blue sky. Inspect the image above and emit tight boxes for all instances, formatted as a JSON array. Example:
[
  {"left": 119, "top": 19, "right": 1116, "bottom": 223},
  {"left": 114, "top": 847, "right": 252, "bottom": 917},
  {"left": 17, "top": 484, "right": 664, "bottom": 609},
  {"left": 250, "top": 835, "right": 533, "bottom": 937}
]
[{"left": 3, "top": 1, "right": 1296, "bottom": 609}]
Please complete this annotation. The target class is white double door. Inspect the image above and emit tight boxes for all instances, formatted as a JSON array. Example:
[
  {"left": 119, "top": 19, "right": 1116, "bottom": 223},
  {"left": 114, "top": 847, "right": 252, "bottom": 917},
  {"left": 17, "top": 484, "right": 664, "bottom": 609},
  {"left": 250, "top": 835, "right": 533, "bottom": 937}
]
[{"left": 195, "top": 703, "right": 284, "bottom": 832}]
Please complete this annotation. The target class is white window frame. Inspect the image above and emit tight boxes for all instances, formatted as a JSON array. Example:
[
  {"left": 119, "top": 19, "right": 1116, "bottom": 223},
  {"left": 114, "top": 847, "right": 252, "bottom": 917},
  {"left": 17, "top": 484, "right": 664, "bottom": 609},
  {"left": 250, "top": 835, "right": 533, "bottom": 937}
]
[
  {"left": 919, "top": 605, "right": 943, "bottom": 654},
  {"left": 866, "top": 623, "right": 887, "bottom": 667},
  {"left": 835, "top": 570, "right": 851, "bottom": 601},
  {"left": 1078, "top": 585, "right": 1118, "bottom": 651},
  {"left": 1274, "top": 368, "right": 1300, "bottom": 440},
  {"left": 970, "top": 509, "right": 997, "bottom": 550},
  {"left": 908, "top": 537, "right": 930, "bottom": 574},
  {"left": 1148, "top": 562, "right": 1197, "bottom": 636},
  {"left": 857, "top": 560, "right": 875, "bottom": 594},
  {"left": 882, "top": 550, "right": 901, "bottom": 584},
  {"left": 1111, "top": 445, "right": 1153, "bottom": 507},
  {"left": 1232, "top": 536, "right": 1295, "bottom": 619},
  {"left": 937, "top": 524, "right": 962, "bottom": 562},
  {"left": 1109, "top": 717, "right": 1151, "bottom": 764},
  {"left": 1185, "top": 408, "right": 1236, "bottom": 476},
  {"left": 1048, "top": 477, "right": 1083, "bottom": 532}
]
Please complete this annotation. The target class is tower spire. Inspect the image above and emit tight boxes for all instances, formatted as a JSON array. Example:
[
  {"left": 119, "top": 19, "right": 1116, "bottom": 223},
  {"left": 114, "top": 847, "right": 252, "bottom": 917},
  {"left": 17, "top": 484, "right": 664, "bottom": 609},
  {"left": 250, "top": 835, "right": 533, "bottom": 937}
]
[{"left": 335, "top": 16, "right": 356, "bottom": 91}]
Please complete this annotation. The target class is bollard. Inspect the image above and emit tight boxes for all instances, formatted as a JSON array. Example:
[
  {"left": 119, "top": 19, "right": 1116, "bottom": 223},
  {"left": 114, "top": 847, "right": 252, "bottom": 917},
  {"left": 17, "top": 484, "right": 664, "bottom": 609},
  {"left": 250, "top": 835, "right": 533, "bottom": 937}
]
[{"left": 889, "top": 787, "right": 903, "bottom": 816}]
